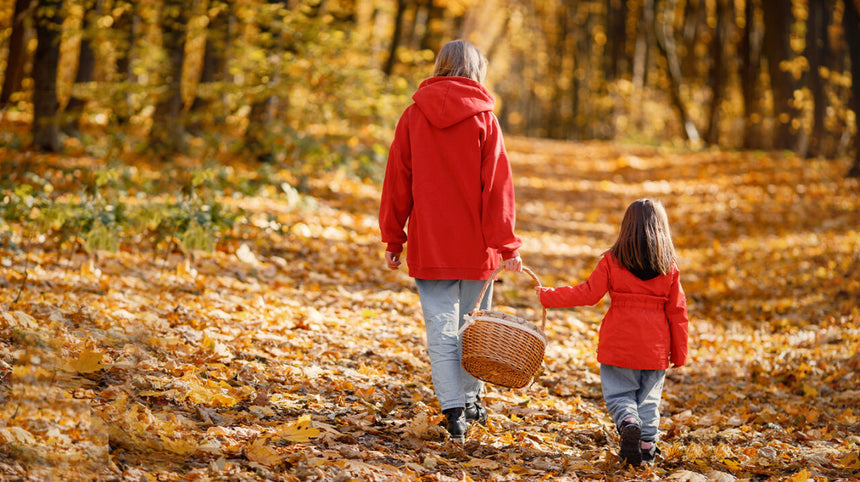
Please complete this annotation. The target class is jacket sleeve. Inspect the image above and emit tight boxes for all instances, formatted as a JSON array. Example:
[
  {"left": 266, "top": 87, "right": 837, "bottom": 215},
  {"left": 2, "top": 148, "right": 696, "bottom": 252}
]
[
  {"left": 480, "top": 113, "right": 522, "bottom": 260},
  {"left": 539, "top": 255, "right": 610, "bottom": 308},
  {"left": 378, "top": 112, "right": 413, "bottom": 253},
  {"left": 666, "top": 268, "right": 689, "bottom": 367}
]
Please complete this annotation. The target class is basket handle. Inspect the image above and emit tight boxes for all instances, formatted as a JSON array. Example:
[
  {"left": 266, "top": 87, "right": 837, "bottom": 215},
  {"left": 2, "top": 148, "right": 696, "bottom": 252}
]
[{"left": 471, "top": 265, "right": 547, "bottom": 331}]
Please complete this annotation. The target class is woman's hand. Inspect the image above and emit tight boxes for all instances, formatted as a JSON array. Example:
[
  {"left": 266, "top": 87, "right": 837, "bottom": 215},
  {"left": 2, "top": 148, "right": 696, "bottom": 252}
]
[
  {"left": 385, "top": 251, "right": 402, "bottom": 270},
  {"left": 504, "top": 256, "right": 523, "bottom": 272}
]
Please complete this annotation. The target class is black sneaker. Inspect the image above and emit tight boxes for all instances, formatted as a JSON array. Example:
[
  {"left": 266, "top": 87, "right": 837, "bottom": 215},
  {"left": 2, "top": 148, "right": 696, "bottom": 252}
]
[
  {"left": 641, "top": 444, "right": 660, "bottom": 465},
  {"left": 618, "top": 420, "right": 642, "bottom": 466},
  {"left": 442, "top": 407, "right": 467, "bottom": 443},
  {"left": 465, "top": 399, "right": 488, "bottom": 425}
]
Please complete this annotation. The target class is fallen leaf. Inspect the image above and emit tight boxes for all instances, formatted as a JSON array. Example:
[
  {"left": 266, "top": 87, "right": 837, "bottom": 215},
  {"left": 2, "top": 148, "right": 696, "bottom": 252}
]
[
  {"left": 245, "top": 437, "right": 282, "bottom": 466},
  {"left": 66, "top": 347, "right": 105, "bottom": 373},
  {"left": 276, "top": 415, "right": 320, "bottom": 442}
]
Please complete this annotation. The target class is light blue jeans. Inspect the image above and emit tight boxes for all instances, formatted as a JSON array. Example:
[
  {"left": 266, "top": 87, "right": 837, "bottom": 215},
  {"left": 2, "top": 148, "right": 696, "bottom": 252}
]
[
  {"left": 415, "top": 278, "right": 493, "bottom": 411},
  {"left": 600, "top": 364, "right": 666, "bottom": 442}
]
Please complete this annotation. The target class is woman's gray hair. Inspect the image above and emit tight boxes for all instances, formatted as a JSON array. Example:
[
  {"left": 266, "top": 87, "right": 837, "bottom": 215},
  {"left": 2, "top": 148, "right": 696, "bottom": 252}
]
[{"left": 432, "top": 40, "right": 488, "bottom": 83}]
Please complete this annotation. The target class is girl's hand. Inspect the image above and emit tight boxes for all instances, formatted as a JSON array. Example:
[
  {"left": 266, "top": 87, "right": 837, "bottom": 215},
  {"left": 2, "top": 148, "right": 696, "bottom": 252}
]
[
  {"left": 504, "top": 256, "right": 523, "bottom": 272},
  {"left": 385, "top": 251, "right": 401, "bottom": 270}
]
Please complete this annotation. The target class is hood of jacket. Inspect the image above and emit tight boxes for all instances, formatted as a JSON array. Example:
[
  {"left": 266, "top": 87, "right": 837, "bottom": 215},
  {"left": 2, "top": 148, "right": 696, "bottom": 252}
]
[{"left": 411, "top": 76, "right": 496, "bottom": 129}]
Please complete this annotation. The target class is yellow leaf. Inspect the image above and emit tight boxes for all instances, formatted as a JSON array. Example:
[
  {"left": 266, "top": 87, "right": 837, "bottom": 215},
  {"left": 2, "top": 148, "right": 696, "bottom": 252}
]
[
  {"left": 836, "top": 451, "right": 860, "bottom": 470},
  {"left": 276, "top": 415, "right": 320, "bottom": 442},
  {"left": 66, "top": 347, "right": 105, "bottom": 373},
  {"left": 245, "top": 437, "right": 282, "bottom": 466},
  {"left": 184, "top": 376, "right": 239, "bottom": 408},
  {"left": 787, "top": 469, "right": 812, "bottom": 482}
]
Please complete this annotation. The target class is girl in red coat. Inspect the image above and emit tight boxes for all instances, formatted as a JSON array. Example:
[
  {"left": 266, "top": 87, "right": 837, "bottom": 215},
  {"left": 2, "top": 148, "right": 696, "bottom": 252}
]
[
  {"left": 536, "top": 199, "right": 689, "bottom": 466},
  {"left": 379, "top": 40, "right": 523, "bottom": 443}
]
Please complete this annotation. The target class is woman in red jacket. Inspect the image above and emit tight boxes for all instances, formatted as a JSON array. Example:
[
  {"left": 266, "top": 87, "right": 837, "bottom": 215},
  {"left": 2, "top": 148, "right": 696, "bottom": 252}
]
[
  {"left": 379, "top": 40, "right": 523, "bottom": 444},
  {"left": 537, "top": 199, "right": 689, "bottom": 466}
]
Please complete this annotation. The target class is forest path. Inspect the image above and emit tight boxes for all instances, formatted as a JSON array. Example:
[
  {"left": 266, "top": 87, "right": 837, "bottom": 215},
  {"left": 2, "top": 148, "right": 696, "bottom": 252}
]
[{"left": 0, "top": 138, "right": 858, "bottom": 480}]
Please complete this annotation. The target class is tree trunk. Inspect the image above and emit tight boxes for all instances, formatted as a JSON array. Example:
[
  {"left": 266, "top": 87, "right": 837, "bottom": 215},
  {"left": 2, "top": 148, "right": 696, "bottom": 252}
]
[
  {"left": 631, "top": 0, "right": 654, "bottom": 131},
  {"left": 739, "top": 0, "right": 763, "bottom": 149},
  {"left": 419, "top": 0, "right": 443, "bottom": 52},
  {"left": 762, "top": 0, "right": 799, "bottom": 151},
  {"left": 150, "top": 0, "right": 188, "bottom": 154},
  {"left": 844, "top": 0, "right": 860, "bottom": 177},
  {"left": 805, "top": 0, "right": 829, "bottom": 158},
  {"left": 64, "top": 3, "right": 97, "bottom": 135},
  {"left": 111, "top": 1, "right": 136, "bottom": 125},
  {"left": 384, "top": 0, "right": 406, "bottom": 76},
  {"left": 1, "top": 0, "right": 33, "bottom": 107},
  {"left": 189, "top": 2, "right": 230, "bottom": 135},
  {"left": 605, "top": 0, "right": 628, "bottom": 81},
  {"left": 243, "top": 0, "right": 284, "bottom": 162},
  {"left": 547, "top": 3, "right": 568, "bottom": 139},
  {"left": 32, "top": 0, "right": 63, "bottom": 152},
  {"left": 705, "top": 0, "right": 730, "bottom": 145},
  {"left": 654, "top": 0, "right": 701, "bottom": 143}
]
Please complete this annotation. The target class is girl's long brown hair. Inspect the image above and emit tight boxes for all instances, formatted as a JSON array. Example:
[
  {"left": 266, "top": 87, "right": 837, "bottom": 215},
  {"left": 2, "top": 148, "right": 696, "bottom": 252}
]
[{"left": 610, "top": 199, "right": 677, "bottom": 276}]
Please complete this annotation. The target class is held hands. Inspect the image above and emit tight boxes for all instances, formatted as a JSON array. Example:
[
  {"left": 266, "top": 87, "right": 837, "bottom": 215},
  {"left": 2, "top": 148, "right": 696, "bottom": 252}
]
[{"left": 385, "top": 251, "right": 401, "bottom": 270}]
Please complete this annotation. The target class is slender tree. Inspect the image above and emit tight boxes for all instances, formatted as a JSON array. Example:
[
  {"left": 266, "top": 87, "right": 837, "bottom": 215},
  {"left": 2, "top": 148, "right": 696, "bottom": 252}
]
[
  {"left": 655, "top": 0, "right": 701, "bottom": 143},
  {"left": 1, "top": 0, "right": 33, "bottom": 107},
  {"left": 63, "top": 1, "right": 97, "bottom": 135},
  {"left": 739, "top": 0, "right": 763, "bottom": 149},
  {"left": 605, "top": 0, "right": 628, "bottom": 82},
  {"left": 384, "top": 0, "right": 407, "bottom": 76},
  {"left": 805, "top": 0, "right": 830, "bottom": 158},
  {"left": 189, "top": 1, "right": 231, "bottom": 135},
  {"left": 845, "top": 0, "right": 860, "bottom": 177},
  {"left": 32, "top": 0, "right": 64, "bottom": 152},
  {"left": 762, "top": 0, "right": 800, "bottom": 150},
  {"left": 150, "top": 0, "right": 190, "bottom": 154},
  {"left": 705, "top": 0, "right": 731, "bottom": 145},
  {"left": 631, "top": 0, "right": 654, "bottom": 131}
]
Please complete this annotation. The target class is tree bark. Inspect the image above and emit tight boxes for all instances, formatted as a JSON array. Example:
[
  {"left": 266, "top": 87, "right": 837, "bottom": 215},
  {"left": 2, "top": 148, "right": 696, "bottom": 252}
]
[
  {"left": 64, "top": 2, "right": 97, "bottom": 135},
  {"left": 844, "top": 0, "right": 860, "bottom": 177},
  {"left": 1, "top": 0, "right": 33, "bottom": 107},
  {"left": 705, "top": 0, "right": 731, "bottom": 145},
  {"left": 654, "top": 0, "right": 701, "bottom": 143},
  {"left": 32, "top": 0, "right": 63, "bottom": 152},
  {"left": 739, "top": 0, "right": 763, "bottom": 149},
  {"left": 111, "top": 1, "right": 136, "bottom": 125},
  {"left": 762, "top": 0, "right": 799, "bottom": 150},
  {"left": 384, "top": 0, "right": 406, "bottom": 76},
  {"left": 631, "top": 0, "right": 654, "bottom": 131},
  {"left": 805, "top": 0, "right": 829, "bottom": 158},
  {"left": 605, "top": 0, "right": 628, "bottom": 82},
  {"left": 150, "top": 0, "right": 189, "bottom": 154},
  {"left": 189, "top": 1, "right": 230, "bottom": 135}
]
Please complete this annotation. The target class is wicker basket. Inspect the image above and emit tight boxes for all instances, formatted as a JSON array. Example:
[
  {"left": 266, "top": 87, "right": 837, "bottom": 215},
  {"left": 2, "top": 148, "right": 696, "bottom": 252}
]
[{"left": 460, "top": 266, "right": 546, "bottom": 389}]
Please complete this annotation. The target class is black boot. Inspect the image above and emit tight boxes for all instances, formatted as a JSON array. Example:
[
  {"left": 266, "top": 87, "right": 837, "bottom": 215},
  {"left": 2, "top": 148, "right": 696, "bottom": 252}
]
[
  {"left": 442, "top": 407, "right": 467, "bottom": 443},
  {"left": 465, "top": 398, "right": 488, "bottom": 425},
  {"left": 618, "top": 419, "right": 642, "bottom": 466}
]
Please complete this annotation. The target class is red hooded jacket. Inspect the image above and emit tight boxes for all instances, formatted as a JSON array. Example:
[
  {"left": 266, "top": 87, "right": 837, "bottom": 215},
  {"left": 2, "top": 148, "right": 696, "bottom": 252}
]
[
  {"left": 539, "top": 253, "right": 689, "bottom": 370},
  {"left": 379, "top": 76, "right": 522, "bottom": 280}
]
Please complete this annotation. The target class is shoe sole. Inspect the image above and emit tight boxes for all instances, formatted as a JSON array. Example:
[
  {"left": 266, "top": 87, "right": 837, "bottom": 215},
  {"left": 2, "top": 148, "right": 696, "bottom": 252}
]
[{"left": 619, "top": 424, "right": 642, "bottom": 466}]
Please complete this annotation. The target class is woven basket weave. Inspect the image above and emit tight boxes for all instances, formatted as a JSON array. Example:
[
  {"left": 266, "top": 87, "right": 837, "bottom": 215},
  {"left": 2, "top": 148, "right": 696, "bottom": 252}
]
[{"left": 461, "top": 266, "right": 546, "bottom": 389}]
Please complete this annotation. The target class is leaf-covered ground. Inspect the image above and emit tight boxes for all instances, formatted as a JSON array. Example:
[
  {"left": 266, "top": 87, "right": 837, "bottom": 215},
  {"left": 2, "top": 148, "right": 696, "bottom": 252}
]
[{"left": 1, "top": 139, "right": 859, "bottom": 481}]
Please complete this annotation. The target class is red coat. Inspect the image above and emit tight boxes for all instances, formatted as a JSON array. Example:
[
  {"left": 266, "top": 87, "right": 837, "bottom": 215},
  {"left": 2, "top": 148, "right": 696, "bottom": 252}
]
[
  {"left": 379, "top": 77, "right": 522, "bottom": 280},
  {"left": 539, "top": 253, "right": 689, "bottom": 370}
]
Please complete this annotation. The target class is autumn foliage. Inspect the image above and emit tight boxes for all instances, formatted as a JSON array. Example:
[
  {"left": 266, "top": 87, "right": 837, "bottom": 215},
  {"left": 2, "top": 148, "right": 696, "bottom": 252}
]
[{"left": 1, "top": 139, "right": 859, "bottom": 480}]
